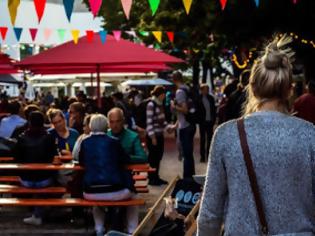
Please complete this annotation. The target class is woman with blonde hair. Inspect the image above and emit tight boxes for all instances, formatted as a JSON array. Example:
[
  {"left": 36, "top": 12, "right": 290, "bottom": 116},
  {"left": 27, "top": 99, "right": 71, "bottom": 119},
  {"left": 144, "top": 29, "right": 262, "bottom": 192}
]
[{"left": 197, "top": 37, "right": 315, "bottom": 235}]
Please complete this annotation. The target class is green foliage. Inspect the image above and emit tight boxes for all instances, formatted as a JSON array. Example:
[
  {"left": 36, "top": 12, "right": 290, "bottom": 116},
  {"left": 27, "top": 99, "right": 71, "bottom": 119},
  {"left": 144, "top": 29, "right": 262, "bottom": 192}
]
[{"left": 81, "top": 0, "right": 315, "bottom": 76}]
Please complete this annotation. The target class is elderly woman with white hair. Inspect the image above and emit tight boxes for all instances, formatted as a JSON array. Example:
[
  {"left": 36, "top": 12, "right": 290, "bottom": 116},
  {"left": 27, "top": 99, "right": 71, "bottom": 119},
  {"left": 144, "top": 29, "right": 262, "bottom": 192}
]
[{"left": 78, "top": 114, "right": 137, "bottom": 236}]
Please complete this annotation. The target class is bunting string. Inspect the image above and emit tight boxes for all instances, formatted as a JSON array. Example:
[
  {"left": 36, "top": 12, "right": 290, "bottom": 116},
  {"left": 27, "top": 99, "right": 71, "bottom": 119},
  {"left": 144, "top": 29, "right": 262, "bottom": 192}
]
[{"left": 4, "top": 0, "right": 303, "bottom": 25}]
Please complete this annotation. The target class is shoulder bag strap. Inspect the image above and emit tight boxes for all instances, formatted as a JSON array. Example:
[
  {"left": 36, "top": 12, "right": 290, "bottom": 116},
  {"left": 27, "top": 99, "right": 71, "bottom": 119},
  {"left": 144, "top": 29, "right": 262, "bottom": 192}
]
[{"left": 237, "top": 118, "right": 269, "bottom": 235}]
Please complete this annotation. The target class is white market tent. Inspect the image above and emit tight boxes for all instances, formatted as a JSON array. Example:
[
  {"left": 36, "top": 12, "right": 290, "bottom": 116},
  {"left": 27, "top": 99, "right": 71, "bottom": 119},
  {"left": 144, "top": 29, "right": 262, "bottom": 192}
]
[{"left": 121, "top": 78, "right": 173, "bottom": 86}]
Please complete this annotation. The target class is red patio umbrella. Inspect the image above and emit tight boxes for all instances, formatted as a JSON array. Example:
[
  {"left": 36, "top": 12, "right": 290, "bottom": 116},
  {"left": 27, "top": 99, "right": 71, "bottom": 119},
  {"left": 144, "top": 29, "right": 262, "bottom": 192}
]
[
  {"left": 0, "top": 52, "right": 19, "bottom": 74},
  {"left": 17, "top": 33, "right": 183, "bottom": 106}
]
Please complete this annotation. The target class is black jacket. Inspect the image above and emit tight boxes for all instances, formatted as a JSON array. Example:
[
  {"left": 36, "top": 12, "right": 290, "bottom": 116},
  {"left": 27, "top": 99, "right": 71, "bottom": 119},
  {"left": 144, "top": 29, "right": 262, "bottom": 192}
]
[
  {"left": 198, "top": 94, "right": 216, "bottom": 123},
  {"left": 14, "top": 128, "right": 57, "bottom": 181},
  {"left": 225, "top": 89, "right": 247, "bottom": 121}
]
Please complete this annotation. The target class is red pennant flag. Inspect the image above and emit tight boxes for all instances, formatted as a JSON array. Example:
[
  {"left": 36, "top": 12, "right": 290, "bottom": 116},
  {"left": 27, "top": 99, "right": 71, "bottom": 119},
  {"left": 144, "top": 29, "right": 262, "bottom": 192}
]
[
  {"left": 86, "top": 30, "right": 94, "bottom": 42},
  {"left": 34, "top": 0, "right": 46, "bottom": 23},
  {"left": 89, "top": 0, "right": 102, "bottom": 17},
  {"left": 0, "top": 27, "right": 8, "bottom": 41},
  {"left": 29, "top": 28, "right": 38, "bottom": 41},
  {"left": 166, "top": 32, "right": 174, "bottom": 43},
  {"left": 292, "top": 0, "right": 298, "bottom": 3},
  {"left": 220, "top": 0, "right": 227, "bottom": 10}
]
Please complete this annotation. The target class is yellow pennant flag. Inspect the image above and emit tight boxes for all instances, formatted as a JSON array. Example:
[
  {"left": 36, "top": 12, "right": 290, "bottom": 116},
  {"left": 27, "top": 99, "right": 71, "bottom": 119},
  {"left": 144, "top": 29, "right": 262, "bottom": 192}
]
[
  {"left": 71, "top": 30, "right": 80, "bottom": 44},
  {"left": 183, "top": 0, "right": 193, "bottom": 14},
  {"left": 8, "top": 0, "right": 21, "bottom": 25},
  {"left": 152, "top": 31, "right": 162, "bottom": 43}
]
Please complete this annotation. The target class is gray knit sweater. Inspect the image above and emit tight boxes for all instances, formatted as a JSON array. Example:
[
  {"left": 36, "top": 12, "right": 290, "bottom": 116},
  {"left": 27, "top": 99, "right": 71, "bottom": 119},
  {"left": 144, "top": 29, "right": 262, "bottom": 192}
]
[{"left": 197, "top": 111, "right": 315, "bottom": 236}]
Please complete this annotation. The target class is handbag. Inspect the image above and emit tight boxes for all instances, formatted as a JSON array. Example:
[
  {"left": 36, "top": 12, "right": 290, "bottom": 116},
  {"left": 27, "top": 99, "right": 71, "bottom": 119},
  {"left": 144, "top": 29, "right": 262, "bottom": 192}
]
[{"left": 237, "top": 118, "right": 269, "bottom": 236}]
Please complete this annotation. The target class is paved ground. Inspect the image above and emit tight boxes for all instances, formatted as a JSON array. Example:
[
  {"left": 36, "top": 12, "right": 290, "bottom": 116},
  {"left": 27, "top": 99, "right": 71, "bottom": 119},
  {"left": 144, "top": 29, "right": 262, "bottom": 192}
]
[{"left": 0, "top": 133, "right": 208, "bottom": 235}]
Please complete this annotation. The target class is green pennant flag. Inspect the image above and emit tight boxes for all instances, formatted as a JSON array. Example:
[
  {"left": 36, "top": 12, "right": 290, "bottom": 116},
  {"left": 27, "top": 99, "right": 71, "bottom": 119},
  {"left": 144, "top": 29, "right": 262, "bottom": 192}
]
[
  {"left": 148, "top": 0, "right": 160, "bottom": 15},
  {"left": 57, "top": 29, "right": 66, "bottom": 42},
  {"left": 154, "top": 43, "right": 161, "bottom": 50},
  {"left": 139, "top": 31, "right": 149, "bottom": 36}
]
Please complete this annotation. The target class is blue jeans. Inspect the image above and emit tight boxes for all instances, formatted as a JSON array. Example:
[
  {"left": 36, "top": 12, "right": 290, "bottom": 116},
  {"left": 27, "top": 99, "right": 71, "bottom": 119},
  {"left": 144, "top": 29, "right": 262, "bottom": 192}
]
[
  {"left": 21, "top": 178, "right": 53, "bottom": 218},
  {"left": 179, "top": 124, "right": 196, "bottom": 178}
]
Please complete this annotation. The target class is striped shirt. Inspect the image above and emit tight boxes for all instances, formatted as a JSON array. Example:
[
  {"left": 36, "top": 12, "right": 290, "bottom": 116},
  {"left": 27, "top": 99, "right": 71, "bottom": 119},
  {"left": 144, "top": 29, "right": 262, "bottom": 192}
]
[{"left": 146, "top": 100, "right": 167, "bottom": 137}]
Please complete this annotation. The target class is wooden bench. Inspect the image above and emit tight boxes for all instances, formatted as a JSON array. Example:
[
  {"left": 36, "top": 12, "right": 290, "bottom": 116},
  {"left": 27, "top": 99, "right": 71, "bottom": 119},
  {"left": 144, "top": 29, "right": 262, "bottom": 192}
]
[
  {"left": 0, "top": 176, "right": 148, "bottom": 193},
  {"left": 133, "top": 175, "right": 147, "bottom": 181},
  {"left": 0, "top": 198, "right": 145, "bottom": 207},
  {"left": 0, "top": 156, "right": 73, "bottom": 163},
  {"left": 0, "top": 176, "right": 19, "bottom": 183},
  {"left": 0, "top": 157, "right": 14, "bottom": 162},
  {"left": 135, "top": 188, "right": 149, "bottom": 193},
  {"left": 0, "top": 184, "right": 67, "bottom": 194}
]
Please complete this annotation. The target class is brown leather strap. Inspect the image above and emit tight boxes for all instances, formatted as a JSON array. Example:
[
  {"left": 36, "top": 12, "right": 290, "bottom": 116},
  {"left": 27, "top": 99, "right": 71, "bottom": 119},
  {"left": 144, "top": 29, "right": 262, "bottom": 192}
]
[{"left": 237, "top": 118, "right": 269, "bottom": 235}]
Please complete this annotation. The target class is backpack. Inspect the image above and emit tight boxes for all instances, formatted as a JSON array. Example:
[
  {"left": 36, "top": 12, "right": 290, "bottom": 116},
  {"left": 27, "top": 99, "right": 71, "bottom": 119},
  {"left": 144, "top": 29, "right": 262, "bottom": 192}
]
[
  {"left": 178, "top": 88, "right": 199, "bottom": 125},
  {"left": 135, "top": 98, "right": 156, "bottom": 129}
]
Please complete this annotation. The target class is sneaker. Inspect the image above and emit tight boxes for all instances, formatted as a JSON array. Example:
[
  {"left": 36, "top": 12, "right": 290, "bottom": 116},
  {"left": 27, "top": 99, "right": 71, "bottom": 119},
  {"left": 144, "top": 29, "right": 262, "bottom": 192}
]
[
  {"left": 157, "top": 178, "right": 168, "bottom": 185},
  {"left": 23, "top": 215, "right": 42, "bottom": 226}
]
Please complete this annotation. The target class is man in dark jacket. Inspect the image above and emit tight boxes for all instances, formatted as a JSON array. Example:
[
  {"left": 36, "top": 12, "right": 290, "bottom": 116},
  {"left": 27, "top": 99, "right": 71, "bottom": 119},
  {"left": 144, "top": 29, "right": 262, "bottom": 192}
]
[
  {"left": 225, "top": 70, "right": 250, "bottom": 121},
  {"left": 198, "top": 84, "right": 216, "bottom": 163}
]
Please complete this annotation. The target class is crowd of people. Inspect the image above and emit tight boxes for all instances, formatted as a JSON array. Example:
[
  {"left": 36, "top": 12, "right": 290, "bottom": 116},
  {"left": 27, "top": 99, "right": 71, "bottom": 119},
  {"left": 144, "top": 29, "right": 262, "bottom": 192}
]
[{"left": 0, "top": 37, "right": 314, "bottom": 235}]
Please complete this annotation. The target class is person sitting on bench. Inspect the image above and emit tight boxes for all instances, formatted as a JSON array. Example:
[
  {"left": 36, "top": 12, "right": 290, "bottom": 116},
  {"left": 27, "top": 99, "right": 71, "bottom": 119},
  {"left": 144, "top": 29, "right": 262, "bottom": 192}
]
[
  {"left": 78, "top": 114, "right": 138, "bottom": 236},
  {"left": 107, "top": 108, "right": 147, "bottom": 164},
  {"left": 13, "top": 111, "right": 57, "bottom": 226}
]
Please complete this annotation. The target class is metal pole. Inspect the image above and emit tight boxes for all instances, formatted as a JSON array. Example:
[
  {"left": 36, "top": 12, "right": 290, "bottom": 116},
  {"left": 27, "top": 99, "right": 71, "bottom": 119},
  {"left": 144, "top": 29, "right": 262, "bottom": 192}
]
[{"left": 96, "top": 65, "right": 101, "bottom": 109}]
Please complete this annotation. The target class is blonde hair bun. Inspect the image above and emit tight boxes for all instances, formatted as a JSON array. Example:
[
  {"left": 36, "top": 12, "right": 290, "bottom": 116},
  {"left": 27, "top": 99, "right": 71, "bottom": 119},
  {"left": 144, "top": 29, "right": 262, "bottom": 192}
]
[{"left": 263, "top": 36, "right": 293, "bottom": 70}]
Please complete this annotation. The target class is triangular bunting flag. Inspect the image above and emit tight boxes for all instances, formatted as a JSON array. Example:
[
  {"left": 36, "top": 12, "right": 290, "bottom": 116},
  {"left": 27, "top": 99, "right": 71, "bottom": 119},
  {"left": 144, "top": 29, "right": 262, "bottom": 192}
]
[
  {"left": 63, "top": 0, "right": 75, "bottom": 21},
  {"left": 29, "top": 28, "right": 38, "bottom": 41},
  {"left": 113, "top": 31, "right": 122, "bottom": 41},
  {"left": 43, "top": 28, "right": 52, "bottom": 41},
  {"left": 255, "top": 0, "right": 259, "bottom": 7},
  {"left": 0, "top": 27, "right": 8, "bottom": 41},
  {"left": 183, "top": 0, "right": 193, "bottom": 14},
  {"left": 148, "top": 0, "right": 160, "bottom": 15},
  {"left": 166, "top": 32, "right": 174, "bottom": 43},
  {"left": 139, "top": 31, "right": 149, "bottom": 36},
  {"left": 34, "top": 0, "right": 47, "bottom": 23},
  {"left": 57, "top": 29, "right": 66, "bottom": 42},
  {"left": 121, "top": 0, "right": 132, "bottom": 19},
  {"left": 154, "top": 43, "right": 161, "bottom": 50},
  {"left": 292, "top": 0, "right": 298, "bottom": 3},
  {"left": 13, "top": 27, "right": 22, "bottom": 42},
  {"left": 89, "top": 0, "right": 103, "bottom": 17},
  {"left": 8, "top": 0, "right": 21, "bottom": 26},
  {"left": 220, "top": 0, "right": 227, "bottom": 10},
  {"left": 71, "top": 30, "right": 80, "bottom": 44},
  {"left": 99, "top": 30, "right": 107, "bottom": 44},
  {"left": 86, "top": 30, "right": 94, "bottom": 42},
  {"left": 152, "top": 31, "right": 162, "bottom": 43},
  {"left": 126, "top": 31, "right": 136, "bottom": 38}
]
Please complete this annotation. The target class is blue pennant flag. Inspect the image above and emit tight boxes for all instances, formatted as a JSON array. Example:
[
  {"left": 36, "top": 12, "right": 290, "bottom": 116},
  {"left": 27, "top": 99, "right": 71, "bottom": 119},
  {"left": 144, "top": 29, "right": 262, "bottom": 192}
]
[
  {"left": 13, "top": 27, "right": 22, "bottom": 41},
  {"left": 99, "top": 30, "right": 107, "bottom": 44},
  {"left": 63, "top": 0, "right": 74, "bottom": 21},
  {"left": 255, "top": 0, "right": 259, "bottom": 7}
]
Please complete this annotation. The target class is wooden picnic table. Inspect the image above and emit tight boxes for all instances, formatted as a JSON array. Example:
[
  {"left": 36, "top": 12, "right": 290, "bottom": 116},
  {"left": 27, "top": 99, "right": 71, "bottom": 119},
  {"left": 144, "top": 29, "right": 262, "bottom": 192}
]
[
  {"left": 0, "top": 156, "right": 73, "bottom": 163},
  {"left": 0, "top": 163, "right": 83, "bottom": 171},
  {"left": 0, "top": 163, "right": 153, "bottom": 172}
]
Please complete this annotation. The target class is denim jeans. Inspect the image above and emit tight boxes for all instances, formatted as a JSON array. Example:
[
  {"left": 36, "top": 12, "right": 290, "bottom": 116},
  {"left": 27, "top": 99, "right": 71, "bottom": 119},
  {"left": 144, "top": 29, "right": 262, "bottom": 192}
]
[
  {"left": 21, "top": 178, "right": 53, "bottom": 218},
  {"left": 179, "top": 124, "right": 196, "bottom": 178}
]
